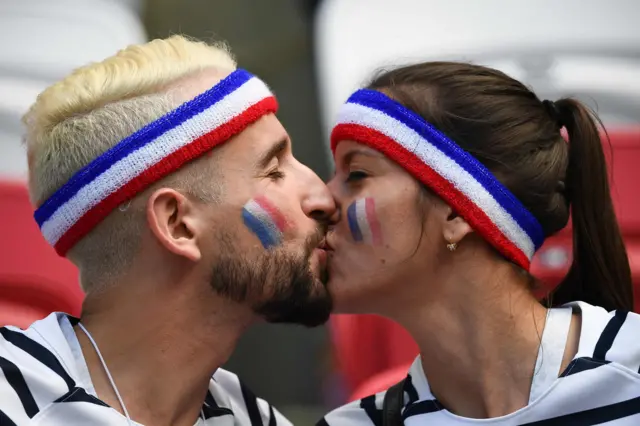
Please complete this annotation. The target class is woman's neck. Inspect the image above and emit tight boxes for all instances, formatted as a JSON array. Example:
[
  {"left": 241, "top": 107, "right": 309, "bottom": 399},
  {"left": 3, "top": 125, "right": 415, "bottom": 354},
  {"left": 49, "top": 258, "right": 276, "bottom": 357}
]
[{"left": 394, "top": 261, "right": 552, "bottom": 419}]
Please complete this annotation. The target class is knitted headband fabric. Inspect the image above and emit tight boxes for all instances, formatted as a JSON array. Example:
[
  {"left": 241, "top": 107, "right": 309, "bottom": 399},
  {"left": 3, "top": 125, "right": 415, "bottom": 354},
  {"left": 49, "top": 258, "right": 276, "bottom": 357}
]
[
  {"left": 331, "top": 89, "right": 543, "bottom": 270},
  {"left": 34, "top": 69, "right": 278, "bottom": 256}
]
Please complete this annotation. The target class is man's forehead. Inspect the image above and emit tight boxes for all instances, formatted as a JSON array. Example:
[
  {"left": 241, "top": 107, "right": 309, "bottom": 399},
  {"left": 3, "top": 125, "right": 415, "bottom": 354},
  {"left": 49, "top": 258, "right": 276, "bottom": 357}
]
[
  {"left": 220, "top": 114, "right": 289, "bottom": 161},
  {"left": 169, "top": 68, "right": 234, "bottom": 103}
]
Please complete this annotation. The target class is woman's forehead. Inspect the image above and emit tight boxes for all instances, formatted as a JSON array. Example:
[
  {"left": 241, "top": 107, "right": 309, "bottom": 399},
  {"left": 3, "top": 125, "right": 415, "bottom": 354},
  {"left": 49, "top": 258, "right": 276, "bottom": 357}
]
[{"left": 334, "top": 140, "right": 383, "bottom": 160}]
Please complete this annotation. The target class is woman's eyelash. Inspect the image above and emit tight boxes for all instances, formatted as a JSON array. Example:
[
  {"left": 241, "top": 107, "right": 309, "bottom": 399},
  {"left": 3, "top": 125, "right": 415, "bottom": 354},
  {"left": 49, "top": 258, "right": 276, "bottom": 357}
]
[{"left": 346, "top": 171, "right": 368, "bottom": 182}]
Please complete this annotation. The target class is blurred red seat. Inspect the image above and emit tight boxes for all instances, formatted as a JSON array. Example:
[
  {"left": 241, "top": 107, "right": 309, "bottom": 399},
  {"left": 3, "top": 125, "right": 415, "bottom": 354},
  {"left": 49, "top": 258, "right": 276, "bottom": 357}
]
[
  {"left": 349, "top": 362, "right": 412, "bottom": 402},
  {"left": 0, "top": 179, "right": 83, "bottom": 329},
  {"left": 330, "top": 128, "right": 640, "bottom": 400},
  {"left": 329, "top": 314, "right": 417, "bottom": 398}
]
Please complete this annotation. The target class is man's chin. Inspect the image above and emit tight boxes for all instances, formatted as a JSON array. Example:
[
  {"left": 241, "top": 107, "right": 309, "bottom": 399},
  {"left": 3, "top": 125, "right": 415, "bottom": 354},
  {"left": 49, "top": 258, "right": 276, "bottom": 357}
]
[{"left": 257, "top": 289, "right": 333, "bottom": 327}]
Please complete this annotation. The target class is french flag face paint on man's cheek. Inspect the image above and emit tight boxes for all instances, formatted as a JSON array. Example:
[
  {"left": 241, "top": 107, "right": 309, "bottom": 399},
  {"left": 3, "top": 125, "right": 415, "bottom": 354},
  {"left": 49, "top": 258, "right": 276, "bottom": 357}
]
[
  {"left": 242, "top": 196, "right": 289, "bottom": 249},
  {"left": 346, "top": 197, "right": 382, "bottom": 245}
]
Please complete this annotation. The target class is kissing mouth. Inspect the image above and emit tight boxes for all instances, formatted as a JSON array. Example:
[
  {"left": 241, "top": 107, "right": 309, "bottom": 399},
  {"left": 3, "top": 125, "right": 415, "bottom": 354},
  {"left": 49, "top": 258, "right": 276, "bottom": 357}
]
[{"left": 318, "top": 237, "right": 333, "bottom": 252}]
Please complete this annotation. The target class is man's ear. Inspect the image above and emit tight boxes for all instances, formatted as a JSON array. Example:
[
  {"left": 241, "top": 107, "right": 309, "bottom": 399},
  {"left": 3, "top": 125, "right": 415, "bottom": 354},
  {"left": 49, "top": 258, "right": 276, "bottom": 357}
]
[
  {"left": 441, "top": 204, "right": 473, "bottom": 245},
  {"left": 146, "top": 188, "right": 202, "bottom": 262}
]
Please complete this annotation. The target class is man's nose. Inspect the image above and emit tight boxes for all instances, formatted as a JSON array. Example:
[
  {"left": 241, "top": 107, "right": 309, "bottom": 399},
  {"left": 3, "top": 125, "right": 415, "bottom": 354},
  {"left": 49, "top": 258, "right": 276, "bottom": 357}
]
[{"left": 299, "top": 165, "right": 337, "bottom": 224}]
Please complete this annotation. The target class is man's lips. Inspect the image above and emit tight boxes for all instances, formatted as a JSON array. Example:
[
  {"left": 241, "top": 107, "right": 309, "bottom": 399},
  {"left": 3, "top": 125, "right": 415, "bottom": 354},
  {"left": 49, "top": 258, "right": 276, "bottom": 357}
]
[
  {"left": 312, "top": 238, "right": 333, "bottom": 269},
  {"left": 319, "top": 237, "right": 334, "bottom": 252},
  {"left": 313, "top": 247, "right": 328, "bottom": 266}
]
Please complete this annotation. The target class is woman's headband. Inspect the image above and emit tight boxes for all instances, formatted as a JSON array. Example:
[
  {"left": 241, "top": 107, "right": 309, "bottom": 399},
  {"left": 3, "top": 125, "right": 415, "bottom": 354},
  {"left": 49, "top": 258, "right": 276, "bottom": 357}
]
[
  {"left": 331, "top": 89, "right": 544, "bottom": 270},
  {"left": 34, "top": 69, "right": 278, "bottom": 256}
]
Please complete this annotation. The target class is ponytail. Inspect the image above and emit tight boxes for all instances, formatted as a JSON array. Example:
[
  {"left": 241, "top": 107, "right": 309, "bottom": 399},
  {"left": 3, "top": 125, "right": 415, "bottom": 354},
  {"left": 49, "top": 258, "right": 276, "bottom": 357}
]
[{"left": 549, "top": 99, "right": 633, "bottom": 311}]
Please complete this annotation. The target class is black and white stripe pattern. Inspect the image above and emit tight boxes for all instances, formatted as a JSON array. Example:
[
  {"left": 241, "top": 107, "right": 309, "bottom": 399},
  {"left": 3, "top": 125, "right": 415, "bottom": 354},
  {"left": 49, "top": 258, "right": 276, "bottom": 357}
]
[
  {"left": 0, "top": 313, "right": 291, "bottom": 425},
  {"left": 319, "top": 302, "right": 640, "bottom": 426}
]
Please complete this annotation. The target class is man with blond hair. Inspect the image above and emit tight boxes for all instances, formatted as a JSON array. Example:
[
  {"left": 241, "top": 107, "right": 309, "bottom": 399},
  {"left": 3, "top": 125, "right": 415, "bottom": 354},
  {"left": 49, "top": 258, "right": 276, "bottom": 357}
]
[{"left": 0, "top": 35, "right": 335, "bottom": 425}]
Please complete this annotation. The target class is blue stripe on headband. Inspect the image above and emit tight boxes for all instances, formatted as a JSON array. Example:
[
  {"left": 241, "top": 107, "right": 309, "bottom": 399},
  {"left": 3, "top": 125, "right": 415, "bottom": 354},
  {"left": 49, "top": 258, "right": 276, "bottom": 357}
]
[
  {"left": 347, "top": 89, "right": 544, "bottom": 250},
  {"left": 34, "top": 69, "right": 254, "bottom": 226}
]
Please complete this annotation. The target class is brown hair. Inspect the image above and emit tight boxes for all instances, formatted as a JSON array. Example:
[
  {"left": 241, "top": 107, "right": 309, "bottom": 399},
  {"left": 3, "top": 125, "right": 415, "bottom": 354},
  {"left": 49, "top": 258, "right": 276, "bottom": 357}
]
[{"left": 368, "top": 61, "right": 633, "bottom": 311}]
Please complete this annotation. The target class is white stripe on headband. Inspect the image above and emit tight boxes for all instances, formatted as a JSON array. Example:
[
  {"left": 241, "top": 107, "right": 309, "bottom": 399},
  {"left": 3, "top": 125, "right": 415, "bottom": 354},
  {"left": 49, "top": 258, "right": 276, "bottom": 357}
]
[
  {"left": 34, "top": 69, "right": 277, "bottom": 256},
  {"left": 331, "top": 89, "right": 544, "bottom": 270}
]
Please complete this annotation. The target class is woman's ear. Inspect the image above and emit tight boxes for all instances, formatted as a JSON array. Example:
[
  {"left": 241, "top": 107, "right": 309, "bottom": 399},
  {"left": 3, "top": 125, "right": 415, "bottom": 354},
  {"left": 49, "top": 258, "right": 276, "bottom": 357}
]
[{"left": 441, "top": 205, "right": 472, "bottom": 245}]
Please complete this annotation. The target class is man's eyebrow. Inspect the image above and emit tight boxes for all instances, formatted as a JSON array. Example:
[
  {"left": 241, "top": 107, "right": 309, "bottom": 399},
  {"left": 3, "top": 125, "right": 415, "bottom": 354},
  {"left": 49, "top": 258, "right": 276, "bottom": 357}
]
[{"left": 257, "top": 138, "right": 288, "bottom": 169}]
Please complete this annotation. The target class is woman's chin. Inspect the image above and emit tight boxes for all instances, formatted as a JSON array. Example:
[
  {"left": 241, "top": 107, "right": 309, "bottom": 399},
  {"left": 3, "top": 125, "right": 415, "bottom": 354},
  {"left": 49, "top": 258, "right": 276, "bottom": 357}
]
[
  {"left": 325, "top": 274, "right": 369, "bottom": 314},
  {"left": 326, "top": 251, "right": 389, "bottom": 312}
]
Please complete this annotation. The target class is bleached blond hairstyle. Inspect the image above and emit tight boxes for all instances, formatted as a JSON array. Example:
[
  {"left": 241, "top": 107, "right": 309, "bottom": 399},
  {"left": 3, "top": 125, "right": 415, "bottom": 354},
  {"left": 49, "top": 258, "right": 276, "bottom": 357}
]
[{"left": 23, "top": 35, "right": 237, "bottom": 292}]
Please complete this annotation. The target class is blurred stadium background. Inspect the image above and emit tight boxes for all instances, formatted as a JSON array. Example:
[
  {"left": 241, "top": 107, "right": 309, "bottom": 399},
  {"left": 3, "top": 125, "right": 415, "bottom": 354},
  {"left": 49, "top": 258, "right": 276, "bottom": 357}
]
[{"left": 1, "top": 0, "right": 638, "bottom": 423}]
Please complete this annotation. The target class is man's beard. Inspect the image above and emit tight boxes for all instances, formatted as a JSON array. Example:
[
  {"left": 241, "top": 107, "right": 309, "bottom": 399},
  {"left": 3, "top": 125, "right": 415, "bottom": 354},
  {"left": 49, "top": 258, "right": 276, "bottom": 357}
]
[{"left": 209, "top": 230, "right": 333, "bottom": 327}]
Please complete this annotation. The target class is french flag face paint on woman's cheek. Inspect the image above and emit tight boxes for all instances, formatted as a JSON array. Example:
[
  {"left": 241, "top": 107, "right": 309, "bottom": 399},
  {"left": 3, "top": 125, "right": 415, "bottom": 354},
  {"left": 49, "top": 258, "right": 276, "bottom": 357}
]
[
  {"left": 242, "top": 196, "right": 289, "bottom": 249},
  {"left": 346, "top": 197, "right": 382, "bottom": 245}
]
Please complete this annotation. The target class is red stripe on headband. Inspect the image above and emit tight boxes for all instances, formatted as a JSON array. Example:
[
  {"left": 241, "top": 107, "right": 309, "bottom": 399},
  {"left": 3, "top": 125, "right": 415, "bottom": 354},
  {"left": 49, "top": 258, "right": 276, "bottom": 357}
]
[
  {"left": 332, "top": 123, "right": 530, "bottom": 270},
  {"left": 54, "top": 97, "right": 278, "bottom": 256}
]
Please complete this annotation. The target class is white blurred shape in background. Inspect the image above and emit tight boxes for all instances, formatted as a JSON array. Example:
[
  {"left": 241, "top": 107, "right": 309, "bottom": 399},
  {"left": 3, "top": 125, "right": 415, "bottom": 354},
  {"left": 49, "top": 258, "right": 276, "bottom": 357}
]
[
  {"left": 314, "top": 0, "right": 640, "bottom": 153},
  {"left": 0, "top": 0, "right": 146, "bottom": 178}
]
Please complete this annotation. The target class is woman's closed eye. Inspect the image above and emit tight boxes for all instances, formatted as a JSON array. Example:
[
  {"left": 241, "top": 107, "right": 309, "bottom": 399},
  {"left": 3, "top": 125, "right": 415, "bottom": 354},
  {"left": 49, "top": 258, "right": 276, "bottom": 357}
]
[{"left": 346, "top": 170, "right": 369, "bottom": 183}]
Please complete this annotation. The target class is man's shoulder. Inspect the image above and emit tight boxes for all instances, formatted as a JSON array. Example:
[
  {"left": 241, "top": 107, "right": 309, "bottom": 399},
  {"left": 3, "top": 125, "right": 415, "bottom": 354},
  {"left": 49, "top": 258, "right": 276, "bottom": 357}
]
[
  {"left": 0, "top": 314, "right": 76, "bottom": 384},
  {"left": 0, "top": 316, "right": 92, "bottom": 425},
  {"left": 208, "top": 368, "right": 294, "bottom": 426},
  {"left": 317, "top": 391, "right": 387, "bottom": 426},
  {"left": 0, "top": 318, "right": 295, "bottom": 426}
]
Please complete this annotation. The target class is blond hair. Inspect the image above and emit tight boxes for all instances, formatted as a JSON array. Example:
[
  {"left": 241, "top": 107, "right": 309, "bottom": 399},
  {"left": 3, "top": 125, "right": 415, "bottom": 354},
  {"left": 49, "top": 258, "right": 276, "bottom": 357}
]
[{"left": 23, "top": 35, "right": 237, "bottom": 292}]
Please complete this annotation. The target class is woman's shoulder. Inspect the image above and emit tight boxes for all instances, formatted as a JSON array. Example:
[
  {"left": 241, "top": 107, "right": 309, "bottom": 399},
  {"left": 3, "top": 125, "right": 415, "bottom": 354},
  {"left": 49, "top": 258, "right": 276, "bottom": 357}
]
[
  {"left": 317, "top": 391, "right": 387, "bottom": 426},
  {"left": 569, "top": 301, "right": 640, "bottom": 374}
]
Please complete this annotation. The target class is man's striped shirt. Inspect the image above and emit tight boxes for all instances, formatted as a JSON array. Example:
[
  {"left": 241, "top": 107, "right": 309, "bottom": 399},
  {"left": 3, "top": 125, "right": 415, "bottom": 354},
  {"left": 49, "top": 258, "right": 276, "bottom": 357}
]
[
  {"left": 319, "top": 302, "right": 640, "bottom": 425},
  {"left": 0, "top": 312, "right": 292, "bottom": 425}
]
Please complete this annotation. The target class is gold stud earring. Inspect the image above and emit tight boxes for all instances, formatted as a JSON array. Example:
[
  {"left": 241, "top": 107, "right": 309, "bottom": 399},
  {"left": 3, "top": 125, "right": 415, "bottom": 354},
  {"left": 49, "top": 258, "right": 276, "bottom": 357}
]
[{"left": 446, "top": 240, "right": 457, "bottom": 252}]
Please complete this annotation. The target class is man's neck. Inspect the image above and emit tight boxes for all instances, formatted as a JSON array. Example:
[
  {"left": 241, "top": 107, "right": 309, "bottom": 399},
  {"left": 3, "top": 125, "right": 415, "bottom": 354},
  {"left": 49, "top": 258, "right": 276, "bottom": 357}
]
[{"left": 76, "top": 281, "right": 252, "bottom": 426}]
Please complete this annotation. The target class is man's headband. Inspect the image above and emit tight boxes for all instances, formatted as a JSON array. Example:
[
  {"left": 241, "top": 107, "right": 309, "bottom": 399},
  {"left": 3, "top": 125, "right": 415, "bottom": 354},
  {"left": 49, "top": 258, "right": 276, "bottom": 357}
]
[
  {"left": 331, "top": 89, "right": 544, "bottom": 270},
  {"left": 35, "top": 69, "right": 278, "bottom": 256}
]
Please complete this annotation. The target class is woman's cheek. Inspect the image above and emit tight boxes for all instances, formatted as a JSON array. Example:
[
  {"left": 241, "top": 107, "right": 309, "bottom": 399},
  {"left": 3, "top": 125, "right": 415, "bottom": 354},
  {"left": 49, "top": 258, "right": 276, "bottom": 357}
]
[{"left": 345, "top": 197, "right": 384, "bottom": 246}]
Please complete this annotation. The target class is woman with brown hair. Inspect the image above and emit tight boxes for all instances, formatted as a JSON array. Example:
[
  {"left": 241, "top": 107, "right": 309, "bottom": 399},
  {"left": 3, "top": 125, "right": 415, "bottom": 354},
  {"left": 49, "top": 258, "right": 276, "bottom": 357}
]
[{"left": 318, "top": 62, "right": 640, "bottom": 425}]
